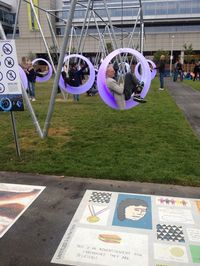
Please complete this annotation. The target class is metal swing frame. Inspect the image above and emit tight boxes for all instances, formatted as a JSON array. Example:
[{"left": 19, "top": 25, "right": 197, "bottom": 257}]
[{"left": 11, "top": 0, "right": 144, "bottom": 138}]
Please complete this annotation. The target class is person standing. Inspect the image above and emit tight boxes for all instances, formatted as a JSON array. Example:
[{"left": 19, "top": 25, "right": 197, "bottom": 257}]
[
  {"left": 193, "top": 61, "right": 200, "bottom": 81},
  {"left": 27, "top": 61, "right": 37, "bottom": 101},
  {"left": 68, "top": 62, "right": 86, "bottom": 102},
  {"left": 20, "top": 56, "right": 28, "bottom": 72},
  {"left": 173, "top": 59, "right": 183, "bottom": 82},
  {"left": 157, "top": 55, "right": 166, "bottom": 90}
]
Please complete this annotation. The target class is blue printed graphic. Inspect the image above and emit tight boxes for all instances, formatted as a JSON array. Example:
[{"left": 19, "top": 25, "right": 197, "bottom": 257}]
[{"left": 112, "top": 194, "right": 152, "bottom": 229}]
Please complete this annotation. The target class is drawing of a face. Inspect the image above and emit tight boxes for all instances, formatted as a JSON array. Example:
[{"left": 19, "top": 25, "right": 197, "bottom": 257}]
[
  {"left": 118, "top": 198, "right": 148, "bottom": 221},
  {"left": 125, "top": 205, "right": 147, "bottom": 220}
]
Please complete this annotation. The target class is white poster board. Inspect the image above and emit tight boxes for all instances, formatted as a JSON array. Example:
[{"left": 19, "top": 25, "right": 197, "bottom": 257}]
[
  {"left": 0, "top": 40, "right": 24, "bottom": 111},
  {"left": 0, "top": 183, "right": 45, "bottom": 238},
  {"left": 51, "top": 190, "right": 200, "bottom": 266}
]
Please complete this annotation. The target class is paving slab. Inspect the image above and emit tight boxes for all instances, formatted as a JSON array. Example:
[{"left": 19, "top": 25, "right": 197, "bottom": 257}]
[
  {"left": 166, "top": 78, "right": 200, "bottom": 138},
  {"left": 0, "top": 171, "right": 199, "bottom": 266}
]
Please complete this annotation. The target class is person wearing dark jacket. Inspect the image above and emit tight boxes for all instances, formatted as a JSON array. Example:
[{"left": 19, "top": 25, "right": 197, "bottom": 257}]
[
  {"left": 156, "top": 55, "right": 166, "bottom": 90},
  {"left": 68, "top": 62, "right": 86, "bottom": 102},
  {"left": 193, "top": 61, "right": 200, "bottom": 81},
  {"left": 26, "top": 61, "right": 37, "bottom": 101}
]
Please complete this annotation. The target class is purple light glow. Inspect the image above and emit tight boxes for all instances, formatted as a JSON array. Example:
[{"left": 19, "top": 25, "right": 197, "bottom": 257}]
[
  {"left": 59, "top": 54, "right": 95, "bottom": 94},
  {"left": 135, "top": 59, "right": 157, "bottom": 80},
  {"left": 19, "top": 65, "right": 28, "bottom": 90},
  {"left": 97, "top": 48, "right": 151, "bottom": 110},
  {"left": 32, "top": 58, "right": 53, "bottom": 83}
]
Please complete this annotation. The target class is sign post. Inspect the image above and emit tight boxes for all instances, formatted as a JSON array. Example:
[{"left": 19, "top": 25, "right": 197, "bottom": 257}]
[{"left": 0, "top": 40, "right": 24, "bottom": 157}]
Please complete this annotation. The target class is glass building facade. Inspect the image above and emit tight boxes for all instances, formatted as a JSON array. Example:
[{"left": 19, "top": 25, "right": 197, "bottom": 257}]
[
  {"left": 0, "top": 2, "right": 15, "bottom": 35},
  {"left": 55, "top": 0, "right": 200, "bottom": 35},
  {"left": 51, "top": 0, "right": 200, "bottom": 59}
]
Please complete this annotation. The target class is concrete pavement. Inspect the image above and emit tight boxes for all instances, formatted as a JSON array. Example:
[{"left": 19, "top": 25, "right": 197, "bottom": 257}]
[
  {"left": 165, "top": 78, "right": 200, "bottom": 138},
  {"left": 0, "top": 171, "right": 199, "bottom": 266}
]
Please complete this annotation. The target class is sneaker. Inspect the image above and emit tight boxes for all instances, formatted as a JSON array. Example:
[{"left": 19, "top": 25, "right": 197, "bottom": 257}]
[
  {"left": 131, "top": 92, "right": 135, "bottom": 98},
  {"left": 133, "top": 95, "right": 146, "bottom": 103},
  {"left": 159, "top": 88, "right": 164, "bottom": 90},
  {"left": 32, "top": 98, "right": 36, "bottom": 101}
]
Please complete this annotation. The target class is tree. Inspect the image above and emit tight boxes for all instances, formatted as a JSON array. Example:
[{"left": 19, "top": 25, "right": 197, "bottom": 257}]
[
  {"left": 27, "top": 51, "right": 36, "bottom": 61},
  {"left": 183, "top": 43, "right": 193, "bottom": 72},
  {"left": 106, "top": 42, "right": 113, "bottom": 53},
  {"left": 153, "top": 50, "right": 169, "bottom": 63}
]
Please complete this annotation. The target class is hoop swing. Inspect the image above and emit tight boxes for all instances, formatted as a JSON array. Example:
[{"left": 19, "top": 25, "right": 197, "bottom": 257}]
[
  {"left": 97, "top": 48, "right": 151, "bottom": 110},
  {"left": 147, "top": 59, "right": 157, "bottom": 79},
  {"left": 59, "top": 54, "right": 95, "bottom": 94},
  {"left": 18, "top": 65, "right": 28, "bottom": 90},
  {"left": 32, "top": 58, "right": 53, "bottom": 83},
  {"left": 135, "top": 59, "right": 157, "bottom": 80}
]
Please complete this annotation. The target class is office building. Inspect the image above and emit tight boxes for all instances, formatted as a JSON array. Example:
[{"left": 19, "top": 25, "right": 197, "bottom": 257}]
[{"left": 1, "top": 0, "right": 200, "bottom": 62}]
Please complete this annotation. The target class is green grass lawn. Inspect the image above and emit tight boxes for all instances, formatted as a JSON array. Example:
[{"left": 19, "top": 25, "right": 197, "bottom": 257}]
[
  {"left": 183, "top": 79, "right": 200, "bottom": 92},
  {"left": 0, "top": 77, "right": 200, "bottom": 186}
]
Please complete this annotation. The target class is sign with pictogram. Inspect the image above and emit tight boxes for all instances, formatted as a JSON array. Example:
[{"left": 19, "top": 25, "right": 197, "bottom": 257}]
[{"left": 0, "top": 40, "right": 24, "bottom": 111}]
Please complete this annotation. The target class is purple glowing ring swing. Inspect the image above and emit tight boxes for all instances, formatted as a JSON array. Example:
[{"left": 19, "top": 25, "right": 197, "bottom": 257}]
[
  {"left": 97, "top": 48, "right": 152, "bottom": 110},
  {"left": 59, "top": 54, "right": 95, "bottom": 94},
  {"left": 18, "top": 65, "right": 28, "bottom": 91},
  {"left": 32, "top": 58, "right": 53, "bottom": 83},
  {"left": 135, "top": 59, "right": 157, "bottom": 80}
]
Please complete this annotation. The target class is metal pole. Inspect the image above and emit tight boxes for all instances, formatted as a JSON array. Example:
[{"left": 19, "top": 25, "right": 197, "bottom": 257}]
[
  {"left": 138, "top": 0, "right": 145, "bottom": 53},
  {"left": 21, "top": 89, "right": 44, "bottom": 138},
  {"left": 10, "top": 112, "right": 21, "bottom": 157},
  {"left": 12, "top": 0, "right": 22, "bottom": 39},
  {"left": 140, "top": 22, "right": 144, "bottom": 54},
  {"left": 102, "top": 0, "right": 118, "bottom": 50},
  {"left": 29, "top": 0, "right": 66, "bottom": 100},
  {"left": 43, "top": 0, "right": 78, "bottom": 137},
  {"left": 29, "top": 0, "right": 56, "bottom": 73},
  {"left": 78, "top": 10, "right": 92, "bottom": 55},
  {"left": 92, "top": 11, "right": 107, "bottom": 57},
  {"left": 76, "top": 0, "right": 92, "bottom": 54},
  {"left": 46, "top": 13, "right": 60, "bottom": 53},
  {"left": 12, "top": 0, "right": 44, "bottom": 138},
  {"left": 127, "top": 9, "right": 140, "bottom": 48},
  {"left": 170, "top": 35, "right": 175, "bottom": 76}
]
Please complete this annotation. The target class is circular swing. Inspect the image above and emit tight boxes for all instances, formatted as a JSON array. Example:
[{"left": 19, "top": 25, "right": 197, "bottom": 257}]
[
  {"left": 135, "top": 59, "right": 157, "bottom": 81},
  {"left": 32, "top": 58, "right": 53, "bottom": 83},
  {"left": 97, "top": 48, "right": 151, "bottom": 110},
  {"left": 18, "top": 65, "right": 28, "bottom": 90},
  {"left": 59, "top": 54, "right": 95, "bottom": 94}
]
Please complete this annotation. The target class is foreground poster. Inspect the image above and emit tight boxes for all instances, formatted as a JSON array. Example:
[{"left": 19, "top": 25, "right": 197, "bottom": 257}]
[
  {"left": 52, "top": 190, "right": 200, "bottom": 266},
  {"left": 0, "top": 183, "right": 45, "bottom": 238}
]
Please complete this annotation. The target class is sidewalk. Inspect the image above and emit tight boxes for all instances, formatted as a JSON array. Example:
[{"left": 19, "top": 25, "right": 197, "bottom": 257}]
[
  {"left": 165, "top": 78, "right": 200, "bottom": 138},
  {"left": 0, "top": 171, "right": 199, "bottom": 266}
]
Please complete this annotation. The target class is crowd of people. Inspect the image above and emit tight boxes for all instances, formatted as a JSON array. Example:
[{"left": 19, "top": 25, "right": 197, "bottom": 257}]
[
  {"left": 172, "top": 59, "right": 200, "bottom": 82},
  {"left": 20, "top": 54, "right": 200, "bottom": 109}
]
